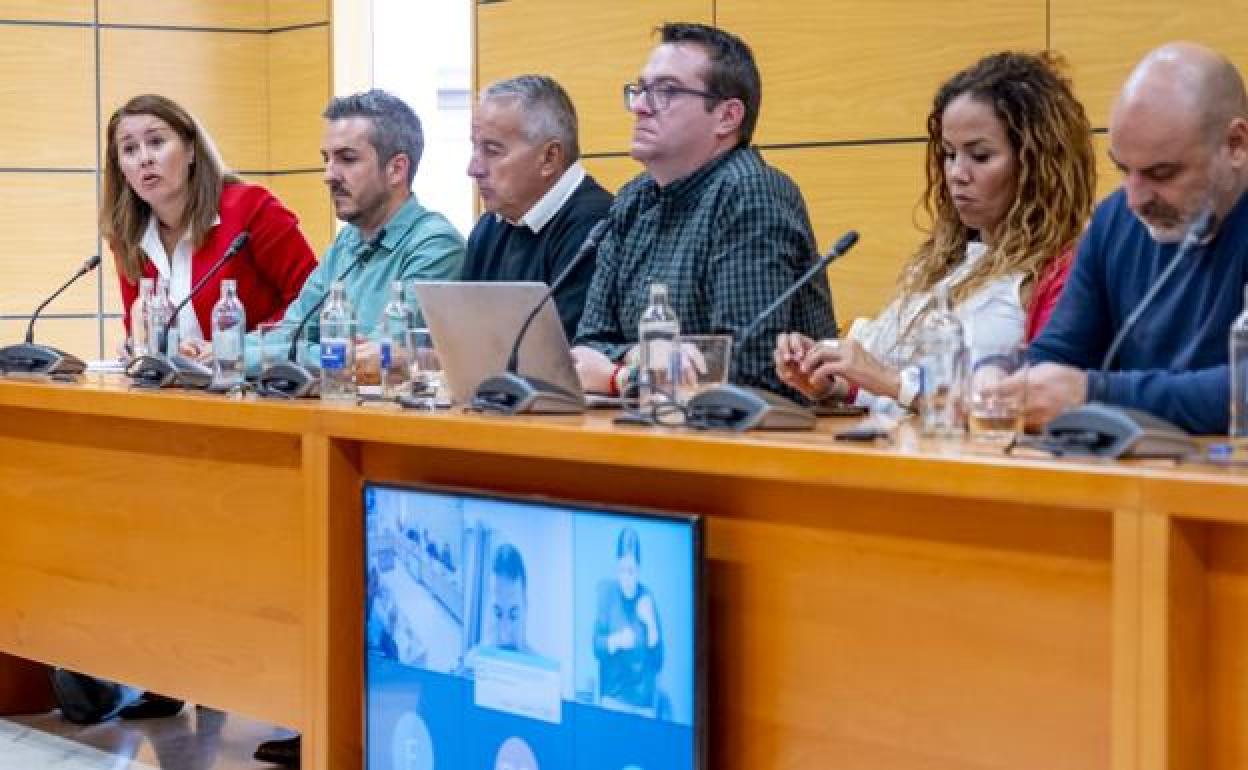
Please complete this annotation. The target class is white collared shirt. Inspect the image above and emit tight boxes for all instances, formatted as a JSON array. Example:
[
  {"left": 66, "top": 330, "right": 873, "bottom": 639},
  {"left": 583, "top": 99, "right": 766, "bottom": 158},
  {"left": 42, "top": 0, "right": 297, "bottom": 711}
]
[
  {"left": 500, "top": 162, "right": 586, "bottom": 234},
  {"left": 140, "top": 213, "right": 221, "bottom": 342}
]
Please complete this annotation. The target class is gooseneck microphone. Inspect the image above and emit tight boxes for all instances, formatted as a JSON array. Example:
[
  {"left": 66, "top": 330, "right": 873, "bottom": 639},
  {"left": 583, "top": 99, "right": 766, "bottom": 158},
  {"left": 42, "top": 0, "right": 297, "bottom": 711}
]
[
  {"left": 1101, "top": 208, "right": 1215, "bottom": 371},
  {"left": 126, "top": 231, "right": 251, "bottom": 389},
  {"left": 686, "top": 229, "right": 861, "bottom": 431},
  {"left": 0, "top": 254, "right": 102, "bottom": 377},
  {"left": 257, "top": 229, "right": 386, "bottom": 399},
  {"left": 471, "top": 219, "right": 610, "bottom": 414}
]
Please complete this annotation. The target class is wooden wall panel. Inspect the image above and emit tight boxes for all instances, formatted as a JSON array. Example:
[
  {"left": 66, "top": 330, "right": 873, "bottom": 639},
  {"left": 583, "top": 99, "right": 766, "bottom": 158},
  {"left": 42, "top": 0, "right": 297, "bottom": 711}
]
[
  {"left": 99, "top": 0, "right": 268, "bottom": 29},
  {"left": 0, "top": 0, "right": 91, "bottom": 22},
  {"left": 1205, "top": 521, "right": 1248, "bottom": 770},
  {"left": 719, "top": 0, "right": 1046, "bottom": 145},
  {"left": 0, "top": 174, "right": 99, "bottom": 316},
  {"left": 476, "top": 0, "right": 712, "bottom": 155},
  {"left": 582, "top": 155, "right": 643, "bottom": 196},
  {"left": 0, "top": 26, "right": 95, "bottom": 169},
  {"left": 767, "top": 144, "right": 926, "bottom": 325},
  {"left": 270, "top": 26, "right": 331, "bottom": 171},
  {"left": 1052, "top": 1, "right": 1248, "bottom": 127},
  {"left": 269, "top": 0, "right": 330, "bottom": 28},
  {"left": 100, "top": 29, "right": 269, "bottom": 172},
  {"left": 0, "top": 318, "right": 100, "bottom": 360},
  {"left": 261, "top": 172, "right": 334, "bottom": 256}
]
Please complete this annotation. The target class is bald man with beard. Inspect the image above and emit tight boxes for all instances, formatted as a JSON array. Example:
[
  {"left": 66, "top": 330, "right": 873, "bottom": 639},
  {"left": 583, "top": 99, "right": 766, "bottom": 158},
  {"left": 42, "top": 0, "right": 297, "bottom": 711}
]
[{"left": 996, "top": 42, "right": 1248, "bottom": 434}]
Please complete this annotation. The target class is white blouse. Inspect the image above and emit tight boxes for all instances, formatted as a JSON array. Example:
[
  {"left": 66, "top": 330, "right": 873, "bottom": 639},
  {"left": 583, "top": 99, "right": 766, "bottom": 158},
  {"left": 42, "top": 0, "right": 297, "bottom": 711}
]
[
  {"left": 140, "top": 214, "right": 220, "bottom": 343},
  {"left": 845, "top": 241, "right": 1026, "bottom": 407}
]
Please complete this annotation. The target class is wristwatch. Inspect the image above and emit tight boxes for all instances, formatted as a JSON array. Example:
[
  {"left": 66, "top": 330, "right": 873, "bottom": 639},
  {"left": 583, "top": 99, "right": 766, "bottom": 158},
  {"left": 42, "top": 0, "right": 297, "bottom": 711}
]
[{"left": 898, "top": 364, "right": 922, "bottom": 409}]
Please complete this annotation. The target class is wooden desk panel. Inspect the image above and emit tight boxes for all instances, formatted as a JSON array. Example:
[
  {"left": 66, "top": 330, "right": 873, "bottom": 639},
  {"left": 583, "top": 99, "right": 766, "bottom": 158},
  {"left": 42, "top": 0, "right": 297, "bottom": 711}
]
[{"left": 0, "top": 381, "right": 1245, "bottom": 770}]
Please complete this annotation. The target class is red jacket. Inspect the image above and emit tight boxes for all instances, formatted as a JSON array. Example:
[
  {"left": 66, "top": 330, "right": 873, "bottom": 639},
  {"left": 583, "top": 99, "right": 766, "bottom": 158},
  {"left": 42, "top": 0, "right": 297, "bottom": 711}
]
[
  {"left": 1025, "top": 242, "right": 1075, "bottom": 342},
  {"left": 116, "top": 182, "right": 318, "bottom": 337}
]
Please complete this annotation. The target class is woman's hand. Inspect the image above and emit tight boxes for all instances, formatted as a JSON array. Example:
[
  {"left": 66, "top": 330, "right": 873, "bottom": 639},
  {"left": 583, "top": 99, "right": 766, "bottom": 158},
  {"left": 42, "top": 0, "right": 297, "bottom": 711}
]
[
  {"left": 178, "top": 338, "right": 213, "bottom": 363},
  {"left": 774, "top": 332, "right": 836, "bottom": 399},
  {"left": 799, "top": 337, "right": 901, "bottom": 400}
]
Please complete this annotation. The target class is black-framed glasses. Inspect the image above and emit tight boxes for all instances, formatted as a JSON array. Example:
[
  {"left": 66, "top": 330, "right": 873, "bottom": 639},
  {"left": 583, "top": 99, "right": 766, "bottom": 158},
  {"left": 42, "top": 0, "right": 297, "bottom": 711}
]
[{"left": 623, "top": 82, "right": 719, "bottom": 112}]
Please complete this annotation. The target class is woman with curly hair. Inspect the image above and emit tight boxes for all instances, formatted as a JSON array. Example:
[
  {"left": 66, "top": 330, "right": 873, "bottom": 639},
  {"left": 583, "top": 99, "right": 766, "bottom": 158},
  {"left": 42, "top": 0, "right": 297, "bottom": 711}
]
[{"left": 774, "top": 51, "right": 1097, "bottom": 409}]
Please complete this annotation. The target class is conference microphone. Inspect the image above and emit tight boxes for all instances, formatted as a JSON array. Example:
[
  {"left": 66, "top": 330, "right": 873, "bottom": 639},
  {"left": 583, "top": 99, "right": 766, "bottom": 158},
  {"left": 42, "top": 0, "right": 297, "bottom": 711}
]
[
  {"left": 257, "top": 229, "right": 386, "bottom": 399},
  {"left": 471, "top": 219, "right": 610, "bottom": 414},
  {"left": 686, "top": 229, "right": 860, "bottom": 431},
  {"left": 0, "top": 254, "right": 102, "bottom": 378},
  {"left": 126, "top": 231, "right": 251, "bottom": 389}
]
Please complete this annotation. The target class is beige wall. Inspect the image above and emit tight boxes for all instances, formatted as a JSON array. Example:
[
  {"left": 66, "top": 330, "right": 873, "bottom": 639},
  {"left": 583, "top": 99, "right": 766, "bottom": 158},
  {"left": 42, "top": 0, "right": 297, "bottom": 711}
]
[
  {"left": 0, "top": 0, "right": 331, "bottom": 358},
  {"left": 476, "top": 0, "right": 1248, "bottom": 325}
]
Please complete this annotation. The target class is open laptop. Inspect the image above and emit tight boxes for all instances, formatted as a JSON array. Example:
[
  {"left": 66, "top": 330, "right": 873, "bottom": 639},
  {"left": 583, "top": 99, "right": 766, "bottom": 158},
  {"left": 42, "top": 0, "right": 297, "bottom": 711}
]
[{"left": 414, "top": 281, "right": 616, "bottom": 408}]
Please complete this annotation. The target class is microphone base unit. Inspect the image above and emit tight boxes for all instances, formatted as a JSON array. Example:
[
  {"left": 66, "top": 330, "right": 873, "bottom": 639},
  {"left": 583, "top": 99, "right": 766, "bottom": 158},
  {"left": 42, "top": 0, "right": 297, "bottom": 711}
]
[
  {"left": 472, "top": 372, "right": 586, "bottom": 415},
  {"left": 124, "top": 353, "right": 212, "bottom": 389},
  {"left": 685, "top": 385, "right": 816, "bottom": 431},
  {"left": 1041, "top": 401, "right": 1197, "bottom": 459},
  {"left": 257, "top": 360, "right": 320, "bottom": 399},
  {"left": 0, "top": 343, "right": 86, "bottom": 378}
]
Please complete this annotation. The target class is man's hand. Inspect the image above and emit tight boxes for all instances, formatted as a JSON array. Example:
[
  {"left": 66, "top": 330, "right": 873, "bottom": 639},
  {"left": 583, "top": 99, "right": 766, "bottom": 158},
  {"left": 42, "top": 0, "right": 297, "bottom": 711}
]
[
  {"left": 988, "top": 362, "right": 1089, "bottom": 430},
  {"left": 571, "top": 345, "right": 617, "bottom": 393}
]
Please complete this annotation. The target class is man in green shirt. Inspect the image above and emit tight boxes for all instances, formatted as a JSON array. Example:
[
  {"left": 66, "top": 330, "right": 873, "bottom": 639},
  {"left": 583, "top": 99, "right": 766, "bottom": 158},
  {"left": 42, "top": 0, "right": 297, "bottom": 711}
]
[
  {"left": 572, "top": 22, "right": 836, "bottom": 398},
  {"left": 239, "top": 89, "right": 465, "bottom": 373}
]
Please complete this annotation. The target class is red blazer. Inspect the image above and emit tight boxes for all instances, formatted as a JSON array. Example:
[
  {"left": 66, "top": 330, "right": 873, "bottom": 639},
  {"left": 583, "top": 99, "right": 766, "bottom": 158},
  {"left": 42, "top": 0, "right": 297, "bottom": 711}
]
[
  {"left": 117, "top": 182, "right": 318, "bottom": 337},
  {"left": 1025, "top": 242, "right": 1075, "bottom": 342}
]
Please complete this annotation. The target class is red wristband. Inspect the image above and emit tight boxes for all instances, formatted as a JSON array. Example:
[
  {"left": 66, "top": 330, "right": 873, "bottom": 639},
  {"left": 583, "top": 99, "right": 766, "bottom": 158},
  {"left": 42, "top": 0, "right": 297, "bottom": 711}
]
[{"left": 608, "top": 363, "right": 625, "bottom": 397}]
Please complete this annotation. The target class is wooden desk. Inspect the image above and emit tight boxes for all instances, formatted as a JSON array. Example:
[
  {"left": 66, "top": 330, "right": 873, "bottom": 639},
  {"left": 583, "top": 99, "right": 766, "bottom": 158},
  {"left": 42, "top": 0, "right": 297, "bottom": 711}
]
[{"left": 0, "top": 376, "right": 1244, "bottom": 770}]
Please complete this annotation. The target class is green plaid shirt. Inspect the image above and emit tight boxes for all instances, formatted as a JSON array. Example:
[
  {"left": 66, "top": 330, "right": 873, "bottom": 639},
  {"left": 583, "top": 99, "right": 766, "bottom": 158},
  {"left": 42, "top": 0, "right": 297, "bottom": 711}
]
[{"left": 574, "top": 146, "right": 837, "bottom": 397}]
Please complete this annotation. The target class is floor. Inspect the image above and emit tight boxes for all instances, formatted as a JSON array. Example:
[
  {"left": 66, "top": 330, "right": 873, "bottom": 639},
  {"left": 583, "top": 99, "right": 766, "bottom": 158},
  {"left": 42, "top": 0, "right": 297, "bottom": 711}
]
[{"left": 0, "top": 707, "right": 292, "bottom": 769}]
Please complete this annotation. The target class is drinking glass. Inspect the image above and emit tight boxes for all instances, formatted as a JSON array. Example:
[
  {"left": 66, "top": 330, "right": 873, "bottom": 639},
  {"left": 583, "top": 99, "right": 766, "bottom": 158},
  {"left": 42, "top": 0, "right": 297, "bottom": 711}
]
[{"left": 966, "top": 343, "right": 1026, "bottom": 446}]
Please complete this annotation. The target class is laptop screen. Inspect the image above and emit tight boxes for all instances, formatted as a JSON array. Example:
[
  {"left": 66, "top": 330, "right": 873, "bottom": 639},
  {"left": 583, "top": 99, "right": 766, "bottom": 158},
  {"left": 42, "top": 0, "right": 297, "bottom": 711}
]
[{"left": 363, "top": 482, "right": 705, "bottom": 770}]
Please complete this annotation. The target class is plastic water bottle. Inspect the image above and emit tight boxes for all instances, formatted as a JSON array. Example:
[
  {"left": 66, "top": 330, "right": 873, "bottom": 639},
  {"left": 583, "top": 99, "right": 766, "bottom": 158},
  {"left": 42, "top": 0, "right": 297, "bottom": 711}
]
[
  {"left": 149, "top": 277, "right": 175, "bottom": 355},
  {"left": 1230, "top": 283, "right": 1248, "bottom": 444},
  {"left": 381, "top": 280, "right": 411, "bottom": 399},
  {"left": 638, "top": 282, "right": 680, "bottom": 407},
  {"left": 210, "top": 279, "right": 246, "bottom": 389},
  {"left": 320, "top": 280, "right": 356, "bottom": 401},
  {"left": 915, "top": 285, "right": 966, "bottom": 437},
  {"left": 130, "top": 277, "right": 154, "bottom": 357}
]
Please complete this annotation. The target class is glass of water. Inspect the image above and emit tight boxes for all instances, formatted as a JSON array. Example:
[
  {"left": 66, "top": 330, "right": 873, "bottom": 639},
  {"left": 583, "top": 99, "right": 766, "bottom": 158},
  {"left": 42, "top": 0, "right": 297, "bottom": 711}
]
[
  {"left": 403, "top": 328, "right": 442, "bottom": 408},
  {"left": 965, "top": 343, "right": 1026, "bottom": 446}
]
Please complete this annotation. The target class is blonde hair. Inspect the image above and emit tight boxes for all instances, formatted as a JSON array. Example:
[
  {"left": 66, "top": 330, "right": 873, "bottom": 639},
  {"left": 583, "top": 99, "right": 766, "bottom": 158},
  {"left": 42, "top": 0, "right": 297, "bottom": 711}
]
[
  {"left": 101, "top": 94, "right": 239, "bottom": 282},
  {"left": 898, "top": 51, "right": 1096, "bottom": 341}
]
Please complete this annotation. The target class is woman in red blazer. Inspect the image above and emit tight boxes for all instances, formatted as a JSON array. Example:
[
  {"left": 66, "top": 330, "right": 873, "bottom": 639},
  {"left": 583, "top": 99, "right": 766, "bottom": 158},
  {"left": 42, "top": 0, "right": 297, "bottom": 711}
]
[{"left": 102, "top": 94, "right": 317, "bottom": 349}]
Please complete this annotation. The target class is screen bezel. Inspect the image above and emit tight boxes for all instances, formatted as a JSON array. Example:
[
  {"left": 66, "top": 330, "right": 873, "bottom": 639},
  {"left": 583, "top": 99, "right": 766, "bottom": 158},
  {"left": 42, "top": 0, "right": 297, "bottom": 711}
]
[{"left": 361, "top": 479, "right": 707, "bottom": 770}]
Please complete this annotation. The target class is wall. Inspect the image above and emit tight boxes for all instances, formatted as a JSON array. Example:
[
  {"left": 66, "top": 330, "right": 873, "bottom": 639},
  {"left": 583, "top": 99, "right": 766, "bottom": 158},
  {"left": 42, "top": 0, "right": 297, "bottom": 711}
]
[
  {"left": 0, "top": 0, "right": 332, "bottom": 359},
  {"left": 475, "top": 0, "right": 1248, "bottom": 325}
]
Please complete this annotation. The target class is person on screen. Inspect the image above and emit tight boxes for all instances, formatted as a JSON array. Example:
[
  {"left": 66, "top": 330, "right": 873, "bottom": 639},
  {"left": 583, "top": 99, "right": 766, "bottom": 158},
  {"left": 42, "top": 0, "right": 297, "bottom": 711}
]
[
  {"left": 102, "top": 93, "right": 317, "bottom": 355},
  {"left": 593, "top": 527, "right": 665, "bottom": 716},
  {"left": 990, "top": 42, "right": 1248, "bottom": 434},
  {"left": 465, "top": 74, "right": 613, "bottom": 340},
  {"left": 490, "top": 542, "right": 536, "bottom": 655},
  {"left": 570, "top": 22, "right": 836, "bottom": 400},
  {"left": 773, "top": 51, "right": 1097, "bottom": 413}
]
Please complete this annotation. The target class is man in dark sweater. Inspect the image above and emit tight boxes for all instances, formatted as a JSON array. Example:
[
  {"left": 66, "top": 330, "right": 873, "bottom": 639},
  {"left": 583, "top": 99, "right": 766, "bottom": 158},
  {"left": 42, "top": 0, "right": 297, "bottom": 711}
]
[
  {"left": 465, "top": 74, "right": 613, "bottom": 340},
  {"left": 1000, "top": 42, "right": 1248, "bottom": 434}
]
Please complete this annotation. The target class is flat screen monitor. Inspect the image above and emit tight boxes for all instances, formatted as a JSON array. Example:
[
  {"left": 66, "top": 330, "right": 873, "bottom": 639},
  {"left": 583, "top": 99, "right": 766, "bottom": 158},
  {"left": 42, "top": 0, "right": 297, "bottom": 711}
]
[{"left": 363, "top": 482, "right": 705, "bottom": 770}]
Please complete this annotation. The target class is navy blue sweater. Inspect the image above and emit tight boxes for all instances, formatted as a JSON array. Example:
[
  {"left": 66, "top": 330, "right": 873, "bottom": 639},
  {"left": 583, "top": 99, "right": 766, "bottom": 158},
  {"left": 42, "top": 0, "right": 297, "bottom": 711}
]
[
  {"left": 463, "top": 176, "right": 613, "bottom": 341},
  {"left": 1030, "top": 188, "right": 1248, "bottom": 434}
]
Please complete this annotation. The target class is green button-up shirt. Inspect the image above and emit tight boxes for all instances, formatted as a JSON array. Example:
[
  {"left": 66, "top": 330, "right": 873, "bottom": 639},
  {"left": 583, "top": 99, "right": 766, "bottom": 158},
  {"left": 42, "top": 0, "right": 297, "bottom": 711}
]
[
  {"left": 246, "top": 195, "right": 464, "bottom": 371},
  {"left": 574, "top": 146, "right": 837, "bottom": 397}
]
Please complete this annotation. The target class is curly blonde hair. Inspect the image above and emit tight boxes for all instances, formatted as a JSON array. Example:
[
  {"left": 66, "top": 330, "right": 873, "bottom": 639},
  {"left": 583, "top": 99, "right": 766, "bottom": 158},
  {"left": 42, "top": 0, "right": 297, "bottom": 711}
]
[{"left": 898, "top": 51, "right": 1096, "bottom": 334}]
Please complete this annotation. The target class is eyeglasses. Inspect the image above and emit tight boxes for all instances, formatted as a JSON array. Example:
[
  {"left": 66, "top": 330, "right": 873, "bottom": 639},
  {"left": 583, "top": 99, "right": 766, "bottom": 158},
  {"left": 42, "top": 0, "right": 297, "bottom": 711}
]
[{"left": 623, "top": 82, "right": 719, "bottom": 112}]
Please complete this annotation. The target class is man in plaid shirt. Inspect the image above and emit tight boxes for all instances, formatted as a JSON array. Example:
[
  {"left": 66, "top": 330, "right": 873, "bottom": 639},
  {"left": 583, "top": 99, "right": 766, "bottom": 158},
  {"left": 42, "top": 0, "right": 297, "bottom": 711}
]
[{"left": 571, "top": 22, "right": 837, "bottom": 398}]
